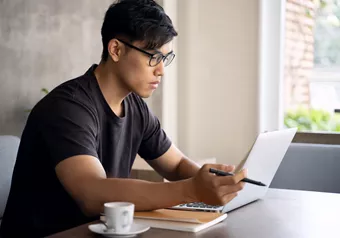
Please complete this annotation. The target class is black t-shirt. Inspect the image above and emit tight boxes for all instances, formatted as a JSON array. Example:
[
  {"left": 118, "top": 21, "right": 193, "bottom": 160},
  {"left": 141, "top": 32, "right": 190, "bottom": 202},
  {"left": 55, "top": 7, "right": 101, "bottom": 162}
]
[{"left": 0, "top": 65, "right": 171, "bottom": 238}]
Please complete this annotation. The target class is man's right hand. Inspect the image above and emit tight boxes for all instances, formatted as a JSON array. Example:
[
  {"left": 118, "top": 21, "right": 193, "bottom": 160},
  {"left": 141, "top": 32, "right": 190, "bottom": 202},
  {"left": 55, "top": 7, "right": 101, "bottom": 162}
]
[{"left": 188, "top": 164, "right": 247, "bottom": 205}]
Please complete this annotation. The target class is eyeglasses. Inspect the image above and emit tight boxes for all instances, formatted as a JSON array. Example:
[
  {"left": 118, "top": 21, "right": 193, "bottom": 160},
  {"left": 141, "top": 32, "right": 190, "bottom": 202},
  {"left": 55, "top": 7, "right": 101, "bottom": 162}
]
[{"left": 116, "top": 39, "right": 175, "bottom": 67}]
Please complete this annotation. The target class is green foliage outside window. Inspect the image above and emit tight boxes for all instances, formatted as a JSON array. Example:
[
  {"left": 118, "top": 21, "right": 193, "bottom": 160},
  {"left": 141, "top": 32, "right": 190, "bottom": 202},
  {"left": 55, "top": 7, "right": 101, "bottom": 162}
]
[{"left": 284, "top": 107, "right": 340, "bottom": 132}]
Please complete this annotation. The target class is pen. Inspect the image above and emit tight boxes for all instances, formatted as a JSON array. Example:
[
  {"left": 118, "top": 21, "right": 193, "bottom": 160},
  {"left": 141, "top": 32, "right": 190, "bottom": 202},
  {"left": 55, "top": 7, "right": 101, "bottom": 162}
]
[{"left": 209, "top": 168, "right": 267, "bottom": 187}]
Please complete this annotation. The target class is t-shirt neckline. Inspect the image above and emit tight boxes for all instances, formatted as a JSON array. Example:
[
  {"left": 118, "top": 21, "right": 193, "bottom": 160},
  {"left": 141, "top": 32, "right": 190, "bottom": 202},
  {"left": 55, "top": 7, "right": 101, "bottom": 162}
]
[{"left": 85, "top": 64, "right": 127, "bottom": 124}]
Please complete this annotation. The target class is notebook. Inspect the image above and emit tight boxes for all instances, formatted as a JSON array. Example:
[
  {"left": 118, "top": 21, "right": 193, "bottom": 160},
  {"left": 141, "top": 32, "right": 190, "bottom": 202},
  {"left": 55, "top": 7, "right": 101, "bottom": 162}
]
[
  {"left": 100, "top": 209, "right": 227, "bottom": 233},
  {"left": 134, "top": 209, "right": 225, "bottom": 223}
]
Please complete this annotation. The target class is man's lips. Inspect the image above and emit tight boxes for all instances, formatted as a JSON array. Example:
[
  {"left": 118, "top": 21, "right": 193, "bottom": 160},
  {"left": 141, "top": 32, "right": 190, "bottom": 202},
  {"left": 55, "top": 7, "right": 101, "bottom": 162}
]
[{"left": 149, "top": 81, "right": 160, "bottom": 89}]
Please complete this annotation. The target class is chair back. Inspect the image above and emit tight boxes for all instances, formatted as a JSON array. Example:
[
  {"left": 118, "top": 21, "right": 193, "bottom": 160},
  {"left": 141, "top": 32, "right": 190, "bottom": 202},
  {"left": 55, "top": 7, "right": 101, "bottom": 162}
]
[{"left": 0, "top": 136, "right": 20, "bottom": 220}]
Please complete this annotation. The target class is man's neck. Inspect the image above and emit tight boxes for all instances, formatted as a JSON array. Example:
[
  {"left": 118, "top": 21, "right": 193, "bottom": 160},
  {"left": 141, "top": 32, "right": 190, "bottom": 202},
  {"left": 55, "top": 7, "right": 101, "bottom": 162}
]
[{"left": 94, "top": 61, "right": 130, "bottom": 117}]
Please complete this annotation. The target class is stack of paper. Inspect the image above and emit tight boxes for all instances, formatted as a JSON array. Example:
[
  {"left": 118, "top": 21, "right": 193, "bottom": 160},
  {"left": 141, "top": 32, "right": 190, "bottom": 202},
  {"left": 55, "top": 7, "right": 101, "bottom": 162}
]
[{"left": 133, "top": 209, "right": 227, "bottom": 232}]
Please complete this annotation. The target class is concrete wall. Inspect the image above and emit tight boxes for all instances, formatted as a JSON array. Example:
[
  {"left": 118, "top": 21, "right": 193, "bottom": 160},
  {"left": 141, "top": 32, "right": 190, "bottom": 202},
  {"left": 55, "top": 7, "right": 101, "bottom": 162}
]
[
  {"left": 0, "top": 0, "right": 112, "bottom": 136},
  {"left": 177, "top": 0, "right": 260, "bottom": 165}
]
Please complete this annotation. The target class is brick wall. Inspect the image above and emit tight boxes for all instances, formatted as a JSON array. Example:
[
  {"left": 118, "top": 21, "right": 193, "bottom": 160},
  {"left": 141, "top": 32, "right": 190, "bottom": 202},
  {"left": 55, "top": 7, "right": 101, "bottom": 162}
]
[{"left": 284, "top": 0, "right": 315, "bottom": 111}]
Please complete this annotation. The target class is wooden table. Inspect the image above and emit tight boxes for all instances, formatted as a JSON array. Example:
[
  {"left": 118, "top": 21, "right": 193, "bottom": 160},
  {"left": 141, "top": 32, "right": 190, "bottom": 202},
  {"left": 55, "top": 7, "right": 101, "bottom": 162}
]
[{"left": 48, "top": 188, "right": 340, "bottom": 238}]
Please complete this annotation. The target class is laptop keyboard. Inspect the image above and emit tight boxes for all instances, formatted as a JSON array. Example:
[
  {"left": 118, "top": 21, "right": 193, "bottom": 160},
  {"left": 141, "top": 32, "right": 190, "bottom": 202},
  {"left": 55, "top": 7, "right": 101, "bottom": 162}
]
[{"left": 171, "top": 202, "right": 224, "bottom": 213}]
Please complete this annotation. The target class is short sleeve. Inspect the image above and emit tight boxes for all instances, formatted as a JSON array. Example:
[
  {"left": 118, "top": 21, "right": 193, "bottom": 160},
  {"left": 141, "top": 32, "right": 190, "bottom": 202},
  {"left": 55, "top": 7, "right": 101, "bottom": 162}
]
[
  {"left": 38, "top": 97, "right": 98, "bottom": 167},
  {"left": 138, "top": 102, "right": 172, "bottom": 160}
]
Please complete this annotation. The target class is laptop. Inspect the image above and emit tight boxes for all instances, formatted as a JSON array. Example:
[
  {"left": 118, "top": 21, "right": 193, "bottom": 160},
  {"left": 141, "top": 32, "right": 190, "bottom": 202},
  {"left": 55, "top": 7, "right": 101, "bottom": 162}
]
[{"left": 170, "top": 128, "right": 297, "bottom": 213}]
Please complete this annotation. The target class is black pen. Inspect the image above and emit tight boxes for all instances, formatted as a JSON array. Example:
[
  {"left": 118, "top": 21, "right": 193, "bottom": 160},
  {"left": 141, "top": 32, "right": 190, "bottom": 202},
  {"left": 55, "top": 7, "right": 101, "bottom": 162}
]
[{"left": 209, "top": 168, "right": 267, "bottom": 187}]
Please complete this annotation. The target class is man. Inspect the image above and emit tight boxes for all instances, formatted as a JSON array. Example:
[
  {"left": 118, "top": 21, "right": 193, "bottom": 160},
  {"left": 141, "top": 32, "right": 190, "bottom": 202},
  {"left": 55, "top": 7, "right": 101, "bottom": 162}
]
[{"left": 0, "top": 0, "right": 246, "bottom": 237}]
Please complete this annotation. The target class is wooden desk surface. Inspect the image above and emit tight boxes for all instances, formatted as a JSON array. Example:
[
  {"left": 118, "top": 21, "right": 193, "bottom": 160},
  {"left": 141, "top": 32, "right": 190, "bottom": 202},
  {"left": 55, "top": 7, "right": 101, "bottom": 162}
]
[{"left": 48, "top": 188, "right": 340, "bottom": 238}]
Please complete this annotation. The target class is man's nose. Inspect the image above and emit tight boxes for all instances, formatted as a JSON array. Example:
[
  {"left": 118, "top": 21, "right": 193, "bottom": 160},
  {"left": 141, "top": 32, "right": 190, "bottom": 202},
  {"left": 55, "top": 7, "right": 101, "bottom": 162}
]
[{"left": 154, "top": 60, "right": 164, "bottom": 77}]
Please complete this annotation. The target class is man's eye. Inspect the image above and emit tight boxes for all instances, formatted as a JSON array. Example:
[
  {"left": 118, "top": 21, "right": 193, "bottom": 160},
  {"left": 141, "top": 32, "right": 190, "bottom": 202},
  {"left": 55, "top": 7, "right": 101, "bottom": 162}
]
[{"left": 149, "top": 54, "right": 164, "bottom": 66}]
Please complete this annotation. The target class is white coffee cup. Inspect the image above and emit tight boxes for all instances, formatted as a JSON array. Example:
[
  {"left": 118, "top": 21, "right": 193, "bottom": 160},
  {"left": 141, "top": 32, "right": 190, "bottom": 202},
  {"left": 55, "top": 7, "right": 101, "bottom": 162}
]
[{"left": 104, "top": 202, "right": 135, "bottom": 233}]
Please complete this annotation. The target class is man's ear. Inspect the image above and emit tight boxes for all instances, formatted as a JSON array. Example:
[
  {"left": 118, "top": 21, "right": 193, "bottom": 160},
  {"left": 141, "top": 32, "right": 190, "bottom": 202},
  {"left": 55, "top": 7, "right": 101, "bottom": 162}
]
[{"left": 108, "top": 39, "right": 122, "bottom": 62}]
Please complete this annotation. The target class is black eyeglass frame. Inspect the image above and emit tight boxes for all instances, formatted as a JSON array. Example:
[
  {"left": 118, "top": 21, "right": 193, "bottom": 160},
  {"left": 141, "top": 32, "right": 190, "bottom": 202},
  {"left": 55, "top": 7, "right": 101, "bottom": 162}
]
[{"left": 116, "top": 38, "right": 175, "bottom": 67}]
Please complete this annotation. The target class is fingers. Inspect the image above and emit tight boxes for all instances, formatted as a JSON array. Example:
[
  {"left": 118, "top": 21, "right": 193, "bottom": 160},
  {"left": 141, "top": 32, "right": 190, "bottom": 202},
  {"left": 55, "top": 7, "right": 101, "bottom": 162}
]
[
  {"left": 212, "top": 169, "right": 246, "bottom": 187},
  {"left": 214, "top": 179, "right": 245, "bottom": 205},
  {"left": 221, "top": 192, "right": 238, "bottom": 205},
  {"left": 234, "top": 168, "right": 247, "bottom": 183},
  {"left": 216, "top": 168, "right": 247, "bottom": 186},
  {"left": 211, "top": 191, "right": 239, "bottom": 206},
  {"left": 221, "top": 181, "right": 245, "bottom": 194},
  {"left": 202, "top": 163, "right": 235, "bottom": 173},
  {"left": 195, "top": 164, "right": 249, "bottom": 206}
]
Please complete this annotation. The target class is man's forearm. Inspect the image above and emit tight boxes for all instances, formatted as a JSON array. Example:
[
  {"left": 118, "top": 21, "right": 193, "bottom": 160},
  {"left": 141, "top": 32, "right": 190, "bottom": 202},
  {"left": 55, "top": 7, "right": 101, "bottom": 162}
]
[
  {"left": 174, "top": 157, "right": 201, "bottom": 180},
  {"left": 80, "top": 177, "right": 196, "bottom": 216}
]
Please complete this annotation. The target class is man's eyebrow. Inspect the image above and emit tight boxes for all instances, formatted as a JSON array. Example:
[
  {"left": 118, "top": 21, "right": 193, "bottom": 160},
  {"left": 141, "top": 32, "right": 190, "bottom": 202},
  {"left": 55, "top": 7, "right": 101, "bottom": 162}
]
[
  {"left": 146, "top": 48, "right": 174, "bottom": 56},
  {"left": 164, "top": 50, "right": 174, "bottom": 56}
]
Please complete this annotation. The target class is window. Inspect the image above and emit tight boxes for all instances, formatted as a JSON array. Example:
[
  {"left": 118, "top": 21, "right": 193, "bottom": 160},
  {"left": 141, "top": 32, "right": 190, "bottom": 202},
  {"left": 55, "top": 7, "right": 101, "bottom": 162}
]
[{"left": 283, "top": 0, "right": 340, "bottom": 134}]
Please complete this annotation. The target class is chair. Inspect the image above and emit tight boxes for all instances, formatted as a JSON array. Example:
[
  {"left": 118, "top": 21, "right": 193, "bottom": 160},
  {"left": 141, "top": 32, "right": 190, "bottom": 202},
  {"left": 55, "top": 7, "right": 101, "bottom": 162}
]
[
  {"left": 270, "top": 143, "right": 340, "bottom": 193},
  {"left": 0, "top": 136, "right": 20, "bottom": 225}
]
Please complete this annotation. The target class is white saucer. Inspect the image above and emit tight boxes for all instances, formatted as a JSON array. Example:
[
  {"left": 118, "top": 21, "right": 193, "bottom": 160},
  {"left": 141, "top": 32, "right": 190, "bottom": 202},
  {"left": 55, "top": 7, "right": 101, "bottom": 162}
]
[{"left": 88, "top": 223, "right": 150, "bottom": 237}]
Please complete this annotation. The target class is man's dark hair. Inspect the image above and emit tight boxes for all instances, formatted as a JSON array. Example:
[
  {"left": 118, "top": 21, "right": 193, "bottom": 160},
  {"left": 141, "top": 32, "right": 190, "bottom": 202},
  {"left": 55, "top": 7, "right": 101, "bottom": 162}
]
[{"left": 101, "top": 0, "right": 178, "bottom": 61}]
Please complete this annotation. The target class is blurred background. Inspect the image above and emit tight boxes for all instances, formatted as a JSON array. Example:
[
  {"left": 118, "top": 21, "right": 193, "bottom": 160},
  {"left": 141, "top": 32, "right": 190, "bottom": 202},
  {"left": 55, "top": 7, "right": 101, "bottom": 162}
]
[{"left": 1, "top": 0, "right": 340, "bottom": 167}]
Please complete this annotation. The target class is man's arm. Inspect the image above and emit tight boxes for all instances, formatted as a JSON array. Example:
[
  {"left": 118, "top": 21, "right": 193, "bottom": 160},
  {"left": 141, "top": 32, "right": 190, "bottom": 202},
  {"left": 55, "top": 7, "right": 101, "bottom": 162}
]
[
  {"left": 56, "top": 155, "right": 194, "bottom": 216},
  {"left": 56, "top": 155, "right": 246, "bottom": 217},
  {"left": 146, "top": 143, "right": 202, "bottom": 181}
]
